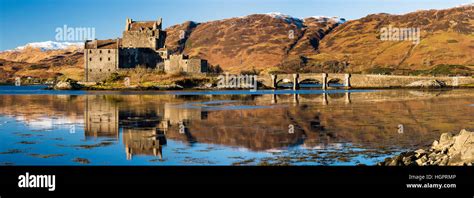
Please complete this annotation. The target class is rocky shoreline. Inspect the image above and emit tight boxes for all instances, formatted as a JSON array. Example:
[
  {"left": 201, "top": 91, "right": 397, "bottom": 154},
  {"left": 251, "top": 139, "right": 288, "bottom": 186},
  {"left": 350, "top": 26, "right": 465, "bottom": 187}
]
[{"left": 377, "top": 129, "right": 474, "bottom": 166}]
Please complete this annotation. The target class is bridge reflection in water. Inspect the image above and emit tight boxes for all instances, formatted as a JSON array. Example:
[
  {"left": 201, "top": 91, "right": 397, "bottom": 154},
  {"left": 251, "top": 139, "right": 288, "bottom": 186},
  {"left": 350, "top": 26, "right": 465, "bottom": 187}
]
[
  {"left": 270, "top": 92, "right": 352, "bottom": 105},
  {"left": 80, "top": 89, "right": 474, "bottom": 160}
]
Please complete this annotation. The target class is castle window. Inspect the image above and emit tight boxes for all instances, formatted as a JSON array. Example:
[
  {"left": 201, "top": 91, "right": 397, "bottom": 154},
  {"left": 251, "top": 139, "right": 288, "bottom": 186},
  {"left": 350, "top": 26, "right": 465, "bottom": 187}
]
[
  {"left": 89, "top": 69, "right": 92, "bottom": 72},
  {"left": 100, "top": 58, "right": 102, "bottom": 61},
  {"left": 108, "top": 57, "right": 111, "bottom": 61},
  {"left": 99, "top": 50, "right": 102, "bottom": 54},
  {"left": 108, "top": 50, "right": 111, "bottom": 54},
  {"left": 100, "top": 69, "right": 102, "bottom": 72},
  {"left": 108, "top": 69, "right": 111, "bottom": 72},
  {"left": 89, "top": 58, "right": 92, "bottom": 61},
  {"left": 89, "top": 50, "right": 92, "bottom": 53}
]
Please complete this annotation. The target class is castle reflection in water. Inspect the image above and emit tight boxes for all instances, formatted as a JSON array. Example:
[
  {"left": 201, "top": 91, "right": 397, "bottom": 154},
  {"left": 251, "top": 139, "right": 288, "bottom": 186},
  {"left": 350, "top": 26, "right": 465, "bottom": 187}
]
[
  {"left": 49, "top": 89, "right": 472, "bottom": 161},
  {"left": 83, "top": 94, "right": 326, "bottom": 160}
]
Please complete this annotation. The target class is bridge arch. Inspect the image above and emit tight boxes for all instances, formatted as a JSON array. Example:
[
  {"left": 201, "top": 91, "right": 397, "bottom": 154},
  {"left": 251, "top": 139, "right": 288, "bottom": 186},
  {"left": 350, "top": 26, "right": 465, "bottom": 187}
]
[
  {"left": 276, "top": 78, "right": 294, "bottom": 88},
  {"left": 299, "top": 78, "right": 321, "bottom": 88},
  {"left": 327, "top": 78, "right": 344, "bottom": 88},
  {"left": 266, "top": 73, "right": 353, "bottom": 90},
  {"left": 328, "top": 78, "right": 342, "bottom": 84},
  {"left": 299, "top": 78, "right": 321, "bottom": 84}
]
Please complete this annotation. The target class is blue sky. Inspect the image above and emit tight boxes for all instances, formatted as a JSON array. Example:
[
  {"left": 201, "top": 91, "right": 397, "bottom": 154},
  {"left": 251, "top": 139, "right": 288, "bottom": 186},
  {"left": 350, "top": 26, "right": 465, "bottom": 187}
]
[{"left": 0, "top": 0, "right": 471, "bottom": 50}]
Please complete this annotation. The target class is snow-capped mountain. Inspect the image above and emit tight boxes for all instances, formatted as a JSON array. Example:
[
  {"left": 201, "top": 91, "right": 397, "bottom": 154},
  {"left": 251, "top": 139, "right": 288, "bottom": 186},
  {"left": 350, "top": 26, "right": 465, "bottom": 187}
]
[{"left": 11, "top": 41, "right": 83, "bottom": 52}]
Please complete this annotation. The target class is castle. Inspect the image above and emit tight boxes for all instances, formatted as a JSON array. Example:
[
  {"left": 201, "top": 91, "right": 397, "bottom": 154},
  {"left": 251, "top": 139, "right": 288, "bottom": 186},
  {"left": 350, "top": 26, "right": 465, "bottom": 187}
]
[{"left": 84, "top": 18, "right": 207, "bottom": 82}]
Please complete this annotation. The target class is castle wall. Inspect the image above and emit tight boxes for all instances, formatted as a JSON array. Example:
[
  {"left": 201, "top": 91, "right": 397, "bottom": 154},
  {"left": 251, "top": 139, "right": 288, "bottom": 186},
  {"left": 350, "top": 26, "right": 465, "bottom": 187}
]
[
  {"left": 164, "top": 55, "right": 184, "bottom": 73},
  {"left": 119, "top": 48, "right": 163, "bottom": 69},
  {"left": 186, "top": 59, "right": 208, "bottom": 73},
  {"left": 164, "top": 55, "right": 207, "bottom": 74},
  {"left": 122, "top": 30, "right": 166, "bottom": 49},
  {"left": 85, "top": 48, "right": 119, "bottom": 82}
]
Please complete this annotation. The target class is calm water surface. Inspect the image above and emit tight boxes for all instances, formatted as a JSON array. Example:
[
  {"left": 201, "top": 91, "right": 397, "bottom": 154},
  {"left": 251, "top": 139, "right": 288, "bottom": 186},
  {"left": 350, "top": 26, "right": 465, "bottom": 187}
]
[{"left": 0, "top": 86, "right": 472, "bottom": 165}]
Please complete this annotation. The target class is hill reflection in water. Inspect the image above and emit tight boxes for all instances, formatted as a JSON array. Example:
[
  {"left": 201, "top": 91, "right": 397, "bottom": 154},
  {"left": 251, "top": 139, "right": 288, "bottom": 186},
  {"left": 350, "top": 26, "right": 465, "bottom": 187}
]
[{"left": 0, "top": 89, "right": 473, "bottom": 165}]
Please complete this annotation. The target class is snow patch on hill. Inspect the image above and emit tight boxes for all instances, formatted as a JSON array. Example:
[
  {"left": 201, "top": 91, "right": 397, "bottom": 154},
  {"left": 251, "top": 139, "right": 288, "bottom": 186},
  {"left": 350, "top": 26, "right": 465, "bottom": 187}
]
[
  {"left": 6, "top": 41, "right": 83, "bottom": 52},
  {"left": 265, "top": 12, "right": 304, "bottom": 28},
  {"left": 305, "top": 16, "right": 346, "bottom": 24},
  {"left": 262, "top": 12, "right": 346, "bottom": 27}
]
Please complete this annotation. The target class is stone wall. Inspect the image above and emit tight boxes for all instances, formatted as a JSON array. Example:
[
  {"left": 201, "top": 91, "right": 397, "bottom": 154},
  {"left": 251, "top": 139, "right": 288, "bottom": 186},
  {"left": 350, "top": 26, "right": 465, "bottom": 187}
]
[
  {"left": 186, "top": 59, "right": 208, "bottom": 73},
  {"left": 164, "top": 55, "right": 183, "bottom": 73},
  {"left": 164, "top": 55, "right": 207, "bottom": 74},
  {"left": 119, "top": 48, "right": 163, "bottom": 69},
  {"left": 122, "top": 30, "right": 166, "bottom": 49},
  {"left": 350, "top": 74, "right": 474, "bottom": 88},
  {"left": 84, "top": 49, "right": 119, "bottom": 82}
]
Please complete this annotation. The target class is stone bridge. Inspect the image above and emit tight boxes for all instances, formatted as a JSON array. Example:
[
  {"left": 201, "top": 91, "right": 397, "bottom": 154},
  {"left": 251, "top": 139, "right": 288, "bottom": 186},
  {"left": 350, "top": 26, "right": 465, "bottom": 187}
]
[{"left": 258, "top": 73, "right": 474, "bottom": 89}]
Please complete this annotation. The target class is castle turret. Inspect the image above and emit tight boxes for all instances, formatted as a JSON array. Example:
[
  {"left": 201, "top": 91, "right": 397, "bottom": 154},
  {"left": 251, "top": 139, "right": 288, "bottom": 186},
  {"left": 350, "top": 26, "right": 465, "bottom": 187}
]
[
  {"left": 125, "top": 18, "right": 132, "bottom": 31},
  {"left": 157, "top": 17, "right": 162, "bottom": 29}
]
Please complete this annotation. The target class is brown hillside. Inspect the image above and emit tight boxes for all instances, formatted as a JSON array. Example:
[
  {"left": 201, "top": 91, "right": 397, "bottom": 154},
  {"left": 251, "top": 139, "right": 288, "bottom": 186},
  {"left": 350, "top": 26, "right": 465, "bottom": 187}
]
[
  {"left": 316, "top": 5, "right": 474, "bottom": 73},
  {"left": 0, "top": 5, "right": 472, "bottom": 79},
  {"left": 165, "top": 14, "right": 342, "bottom": 72},
  {"left": 0, "top": 50, "right": 84, "bottom": 83}
]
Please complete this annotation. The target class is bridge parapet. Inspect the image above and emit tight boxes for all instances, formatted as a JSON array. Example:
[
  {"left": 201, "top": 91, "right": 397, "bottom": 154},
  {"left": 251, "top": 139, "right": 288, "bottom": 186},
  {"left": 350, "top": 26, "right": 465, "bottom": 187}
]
[
  {"left": 260, "top": 73, "right": 474, "bottom": 89},
  {"left": 349, "top": 74, "right": 474, "bottom": 88}
]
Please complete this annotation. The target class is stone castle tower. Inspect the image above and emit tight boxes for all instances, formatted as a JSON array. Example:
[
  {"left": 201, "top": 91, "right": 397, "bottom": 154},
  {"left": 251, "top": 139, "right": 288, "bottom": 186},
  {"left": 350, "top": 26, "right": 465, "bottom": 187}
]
[
  {"left": 122, "top": 18, "right": 166, "bottom": 50},
  {"left": 84, "top": 17, "right": 207, "bottom": 82}
]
